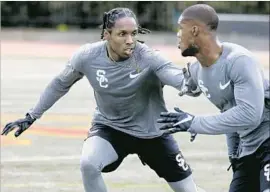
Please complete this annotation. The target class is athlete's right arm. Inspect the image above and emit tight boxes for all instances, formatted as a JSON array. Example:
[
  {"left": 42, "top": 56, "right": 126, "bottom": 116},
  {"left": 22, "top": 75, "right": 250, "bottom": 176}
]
[
  {"left": 28, "top": 46, "right": 86, "bottom": 119},
  {"left": 1, "top": 45, "right": 87, "bottom": 137},
  {"left": 146, "top": 50, "right": 186, "bottom": 90},
  {"left": 147, "top": 49, "right": 201, "bottom": 95}
]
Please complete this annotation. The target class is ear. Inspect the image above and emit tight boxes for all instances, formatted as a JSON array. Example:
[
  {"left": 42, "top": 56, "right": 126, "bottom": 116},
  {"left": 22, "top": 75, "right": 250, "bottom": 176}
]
[
  {"left": 191, "top": 26, "right": 199, "bottom": 37},
  {"left": 103, "top": 29, "right": 111, "bottom": 40}
]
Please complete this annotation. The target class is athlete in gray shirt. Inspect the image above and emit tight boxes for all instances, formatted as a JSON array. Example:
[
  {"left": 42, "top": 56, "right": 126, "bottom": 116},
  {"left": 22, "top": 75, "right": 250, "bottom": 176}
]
[
  {"left": 2, "top": 8, "right": 201, "bottom": 192},
  {"left": 158, "top": 4, "right": 270, "bottom": 192}
]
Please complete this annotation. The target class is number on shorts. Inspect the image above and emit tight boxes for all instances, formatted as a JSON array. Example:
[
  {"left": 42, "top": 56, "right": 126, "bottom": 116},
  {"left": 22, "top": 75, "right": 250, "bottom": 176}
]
[
  {"left": 176, "top": 153, "right": 189, "bottom": 171},
  {"left": 264, "top": 163, "right": 270, "bottom": 182}
]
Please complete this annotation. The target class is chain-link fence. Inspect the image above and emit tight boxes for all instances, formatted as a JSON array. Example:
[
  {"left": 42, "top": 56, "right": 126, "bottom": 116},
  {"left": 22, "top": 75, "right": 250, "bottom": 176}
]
[{"left": 1, "top": 1, "right": 269, "bottom": 31}]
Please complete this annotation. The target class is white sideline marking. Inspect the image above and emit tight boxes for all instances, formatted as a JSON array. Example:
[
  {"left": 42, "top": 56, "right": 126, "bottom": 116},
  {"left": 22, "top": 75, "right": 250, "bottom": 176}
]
[
  {"left": 1, "top": 155, "right": 81, "bottom": 163},
  {"left": 1, "top": 151, "right": 228, "bottom": 163},
  {"left": 2, "top": 182, "right": 207, "bottom": 191}
]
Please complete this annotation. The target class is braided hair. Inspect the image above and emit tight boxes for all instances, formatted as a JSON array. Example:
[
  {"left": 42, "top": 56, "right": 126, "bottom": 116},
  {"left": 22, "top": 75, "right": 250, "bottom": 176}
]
[{"left": 100, "top": 7, "right": 151, "bottom": 43}]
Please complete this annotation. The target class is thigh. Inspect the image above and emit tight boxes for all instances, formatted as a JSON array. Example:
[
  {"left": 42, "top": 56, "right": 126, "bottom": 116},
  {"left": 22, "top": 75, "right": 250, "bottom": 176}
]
[
  {"left": 258, "top": 139, "right": 270, "bottom": 191},
  {"left": 138, "top": 134, "right": 192, "bottom": 182},
  {"left": 229, "top": 156, "right": 260, "bottom": 192},
  {"left": 83, "top": 124, "right": 129, "bottom": 172},
  {"left": 81, "top": 135, "right": 119, "bottom": 171}
]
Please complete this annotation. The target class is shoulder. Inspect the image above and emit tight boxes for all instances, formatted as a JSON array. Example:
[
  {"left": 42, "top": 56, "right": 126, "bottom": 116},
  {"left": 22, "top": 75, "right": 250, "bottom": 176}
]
[
  {"left": 69, "top": 41, "right": 106, "bottom": 71},
  {"left": 222, "top": 42, "right": 257, "bottom": 67},
  {"left": 134, "top": 42, "right": 166, "bottom": 61},
  {"left": 72, "top": 41, "right": 106, "bottom": 61},
  {"left": 222, "top": 42, "right": 261, "bottom": 80}
]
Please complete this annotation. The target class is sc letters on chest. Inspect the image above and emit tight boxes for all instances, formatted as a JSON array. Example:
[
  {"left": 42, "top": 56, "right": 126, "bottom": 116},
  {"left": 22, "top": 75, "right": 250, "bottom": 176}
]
[
  {"left": 93, "top": 67, "right": 147, "bottom": 94},
  {"left": 198, "top": 78, "right": 233, "bottom": 100}
]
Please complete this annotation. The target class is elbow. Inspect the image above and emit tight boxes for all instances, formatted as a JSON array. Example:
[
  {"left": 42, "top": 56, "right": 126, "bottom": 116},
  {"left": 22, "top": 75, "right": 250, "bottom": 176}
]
[
  {"left": 53, "top": 77, "right": 72, "bottom": 92},
  {"left": 239, "top": 94, "right": 265, "bottom": 127},
  {"left": 249, "top": 116, "right": 261, "bottom": 127},
  {"left": 248, "top": 109, "right": 263, "bottom": 127},
  {"left": 239, "top": 104, "right": 263, "bottom": 129},
  {"left": 252, "top": 113, "right": 262, "bottom": 127}
]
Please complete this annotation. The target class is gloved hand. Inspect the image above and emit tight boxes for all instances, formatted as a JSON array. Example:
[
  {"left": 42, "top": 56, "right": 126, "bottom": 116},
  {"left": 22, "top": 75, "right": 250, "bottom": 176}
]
[
  {"left": 179, "top": 63, "right": 201, "bottom": 97},
  {"left": 157, "top": 107, "right": 197, "bottom": 141},
  {"left": 1, "top": 113, "right": 36, "bottom": 137}
]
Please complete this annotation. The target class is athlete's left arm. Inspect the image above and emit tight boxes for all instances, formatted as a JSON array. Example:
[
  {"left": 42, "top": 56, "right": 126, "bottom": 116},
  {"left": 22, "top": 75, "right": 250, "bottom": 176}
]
[
  {"left": 150, "top": 51, "right": 185, "bottom": 90},
  {"left": 189, "top": 55, "right": 264, "bottom": 134}
]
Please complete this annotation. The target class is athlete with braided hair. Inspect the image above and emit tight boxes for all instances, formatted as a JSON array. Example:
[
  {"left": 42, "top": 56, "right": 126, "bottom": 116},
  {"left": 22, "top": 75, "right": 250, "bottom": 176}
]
[
  {"left": 2, "top": 8, "right": 201, "bottom": 192},
  {"left": 100, "top": 8, "right": 151, "bottom": 41}
]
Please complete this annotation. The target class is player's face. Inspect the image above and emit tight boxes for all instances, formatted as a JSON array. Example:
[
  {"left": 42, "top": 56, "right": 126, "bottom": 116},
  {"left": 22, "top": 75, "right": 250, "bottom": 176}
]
[
  {"left": 107, "top": 17, "right": 138, "bottom": 59},
  {"left": 177, "top": 18, "right": 199, "bottom": 57}
]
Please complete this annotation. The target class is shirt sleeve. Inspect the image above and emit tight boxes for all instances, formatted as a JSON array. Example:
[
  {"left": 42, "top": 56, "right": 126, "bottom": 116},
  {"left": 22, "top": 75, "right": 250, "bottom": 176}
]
[
  {"left": 189, "top": 55, "right": 265, "bottom": 134},
  {"left": 150, "top": 51, "right": 185, "bottom": 90},
  {"left": 28, "top": 46, "right": 86, "bottom": 119},
  {"left": 226, "top": 133, "right": 240, "bottom": 157}
]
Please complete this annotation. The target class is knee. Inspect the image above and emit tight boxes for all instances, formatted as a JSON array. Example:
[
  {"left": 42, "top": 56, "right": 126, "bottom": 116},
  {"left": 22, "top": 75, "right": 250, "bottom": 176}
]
[
  {"left": 168, "top": 175, "right": 200, "bottom": 192},
  {"left": 80, "top": 156, "right": 101, "bottom": 177}
]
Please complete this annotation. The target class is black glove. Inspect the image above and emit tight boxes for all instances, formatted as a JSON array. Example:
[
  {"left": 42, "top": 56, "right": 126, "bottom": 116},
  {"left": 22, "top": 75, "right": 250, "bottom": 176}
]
[
  {"left": 179, "top": 63, "right": 201, "bottom": 97},
  {"left": 1, "top": 113, "right": 36, "bottom": 137},
  {"left": 157, "top": 107, "right": 195, "bottom": 135}
]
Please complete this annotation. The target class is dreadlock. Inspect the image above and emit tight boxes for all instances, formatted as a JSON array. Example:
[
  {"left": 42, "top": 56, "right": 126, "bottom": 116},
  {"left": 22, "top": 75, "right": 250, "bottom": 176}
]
[{"left": 100, "top": 7, "right": 151, "bottom": 43}]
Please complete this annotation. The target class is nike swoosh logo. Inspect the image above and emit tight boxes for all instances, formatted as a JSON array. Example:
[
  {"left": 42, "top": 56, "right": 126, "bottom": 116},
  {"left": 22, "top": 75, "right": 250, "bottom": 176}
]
[
  {"left": 219, "top": 80, "right": 231, "bottom": 90},
  {"left": 129, "top": 72, "right": 141, "bottom": 79},
  {"left": 89, "top": 129, "right": 98, "bottom": 134},
  {"left": 173, "top": 114, "right": 193, "bottom": 126}
]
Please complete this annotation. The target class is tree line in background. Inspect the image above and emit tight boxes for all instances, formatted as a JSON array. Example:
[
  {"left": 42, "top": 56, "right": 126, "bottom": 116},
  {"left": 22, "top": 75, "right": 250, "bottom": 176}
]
[{"left": 1, "top": 1, "right": 269, "bottom": 31}]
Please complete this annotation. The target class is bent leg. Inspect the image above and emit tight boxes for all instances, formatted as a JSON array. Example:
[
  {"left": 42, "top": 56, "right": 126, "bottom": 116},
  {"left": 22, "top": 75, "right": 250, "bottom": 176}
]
[
  {"left": 229, "top": 156, "right": 260, "bottom": 192},
  {"left": 168, "top": 175, "right": 199, "bottom": 192},
  {"left": 259, "top": 139, "right": 270, "bottom": 192},
  {"left": 138, "top": 134, "right": 198, "bottom": 192},
  {"left": 80, "top": 136, "right": 118, "bottom": 192}
]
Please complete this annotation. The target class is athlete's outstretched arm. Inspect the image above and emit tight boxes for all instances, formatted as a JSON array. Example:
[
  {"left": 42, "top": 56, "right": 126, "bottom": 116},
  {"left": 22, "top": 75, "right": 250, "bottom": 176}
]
[
  {"left": 1, "top": 45, "right": 88, "bottom": 137},
  {"left": 189, "top": 55, "right": 264, "bottom": 134},
  {"left": 28, "top": 64, "right": 83, "bottom": 119},
  {"left": 150, "top": 51, "right": 185, "bottom": 90},
  {"left": 28, "top": 45, "right": 87, "bottom": 119}
]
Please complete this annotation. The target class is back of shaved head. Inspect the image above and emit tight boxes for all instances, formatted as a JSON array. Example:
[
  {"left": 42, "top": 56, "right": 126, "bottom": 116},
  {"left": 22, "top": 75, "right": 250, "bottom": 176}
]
[{"left": 180, "top": 4, "right": 219, "bottom": 31}]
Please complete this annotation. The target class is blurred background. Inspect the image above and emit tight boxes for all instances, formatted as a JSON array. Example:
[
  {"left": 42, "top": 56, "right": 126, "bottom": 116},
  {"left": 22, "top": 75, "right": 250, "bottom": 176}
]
[
  {"left": 1, "top": 1, "right": 269, "bottom": 59},
  {"left": 1, "top": 2, "right": 269, "bottom": 192},
  {"left": 1, "top": 1, "right": 270, "bottom": 31},
  {"left": 1, "top": 1, "right": 269, "bottom": 51}
]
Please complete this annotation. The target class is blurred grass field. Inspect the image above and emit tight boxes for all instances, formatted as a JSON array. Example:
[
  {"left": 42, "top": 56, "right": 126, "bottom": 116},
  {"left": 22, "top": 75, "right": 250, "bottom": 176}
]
[{"left": 1, "top": 30, "right": 269, "bottom": 192}]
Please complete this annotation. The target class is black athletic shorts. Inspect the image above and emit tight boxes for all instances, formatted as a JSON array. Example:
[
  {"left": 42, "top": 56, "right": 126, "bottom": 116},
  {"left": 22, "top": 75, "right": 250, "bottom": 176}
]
[
  {"left": 229, "top": 138, "right": 270, "bottom": 192},
  {"left": 85, "top": 123, "right": 192, "bottom": 182}
]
